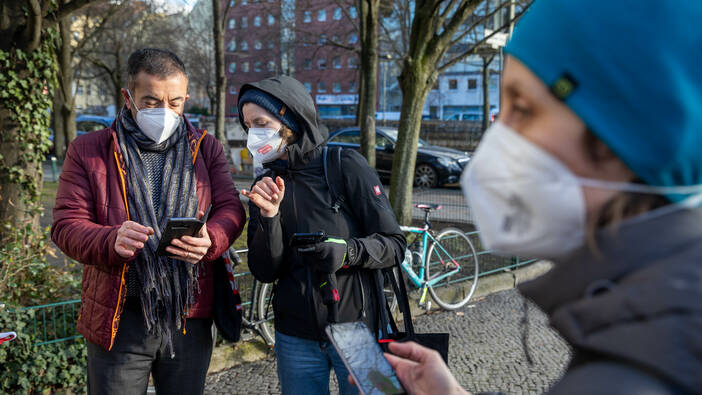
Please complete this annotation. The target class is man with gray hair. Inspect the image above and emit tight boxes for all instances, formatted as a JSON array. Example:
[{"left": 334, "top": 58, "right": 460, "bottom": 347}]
[{"left": 52, "top": 48, "right": 246, "bottom": 394}]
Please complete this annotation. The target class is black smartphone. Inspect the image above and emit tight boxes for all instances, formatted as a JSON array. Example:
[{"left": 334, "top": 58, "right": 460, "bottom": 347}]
[
  {"left": 290, "top": 231, "right": 326, "bottom": 247},
  {"left": 325, "top": 322, "right": 406, "bottom": 395},
  {"left": 156, "top": 205, "right": 212, "bottom": 256}
]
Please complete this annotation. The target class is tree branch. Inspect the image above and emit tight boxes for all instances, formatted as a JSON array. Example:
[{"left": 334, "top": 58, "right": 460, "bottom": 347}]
[
  {"left": 438, "top": 7, "right": 526, "bottom": 73},
  {"left": 19, "top": 0, "right": 42, "bottom": 52},
  {"left": 447, "top": 0, "right": 508, "bottom": 48},
  {"left": 46, "top": 0, "right": 101, "bottom": 24}
]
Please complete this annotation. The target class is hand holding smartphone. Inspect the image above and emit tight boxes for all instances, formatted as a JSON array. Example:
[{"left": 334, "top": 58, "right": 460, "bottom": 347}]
[
  {"left": 156, "top": 205, "right": 212, "bottom": 256},
  {"left": 326, "top": 322, "right": 406, "bottom": 395}
]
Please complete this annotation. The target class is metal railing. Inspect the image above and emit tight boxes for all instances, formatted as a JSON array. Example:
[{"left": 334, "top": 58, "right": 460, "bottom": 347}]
[{"left": 12, "top": 231, "right": 536, "bottom": 346}]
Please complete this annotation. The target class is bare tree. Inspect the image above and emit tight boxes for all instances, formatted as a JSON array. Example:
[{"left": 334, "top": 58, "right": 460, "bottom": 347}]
[
  {"left": 212, "top": 0, "right": 235, "bottom": 149},
  {"left": 388, "top": 0, "right": 528, "bottom": 224},
  {"left": 52, "top": 1, "right": 124, "bottom": 159}
]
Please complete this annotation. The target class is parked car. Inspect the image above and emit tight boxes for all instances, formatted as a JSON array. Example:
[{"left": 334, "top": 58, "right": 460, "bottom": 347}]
[
  {"left": 327, "top": 127, "right": 471, "bottom": 188},
  {"left": 76, "top": 115, "right": 114, "bottom": 135}
]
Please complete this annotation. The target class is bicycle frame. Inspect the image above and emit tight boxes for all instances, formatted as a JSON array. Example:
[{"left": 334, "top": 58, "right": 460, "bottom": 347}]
[{"left": 400, "top": 225, "right": 462, "bottom": 303}]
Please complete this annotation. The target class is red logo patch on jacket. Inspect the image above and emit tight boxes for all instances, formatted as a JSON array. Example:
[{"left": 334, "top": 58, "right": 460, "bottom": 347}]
[{"left": 373, "top": 185, "right": 382, "bottom": 196}]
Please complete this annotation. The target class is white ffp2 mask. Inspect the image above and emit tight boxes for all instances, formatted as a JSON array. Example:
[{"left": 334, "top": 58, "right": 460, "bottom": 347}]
[
  {"left": 247, "top": 126, "right": 286, "bottom": 163},
  {"left": 461, "top": 121, "right": 702, "bottom": 259},
  {"left": 127, "top": 90, "right": 181, "bottom": 144}
]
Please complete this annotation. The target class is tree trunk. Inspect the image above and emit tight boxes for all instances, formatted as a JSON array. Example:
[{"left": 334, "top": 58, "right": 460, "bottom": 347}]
[
  {"left": 212, "top": 0, "right": 228, "bottom": 151},
  {"left": 389, "top": 65, "right": 432, "bottom": 225},
  {"left": 54, "top": 13, "right": 76, "bottom": 160},
  {"left": 481, "top": 55, "right": 492, "bottom": 132},
  {"left": 358, "top": 0, "right": 379, "bottom": 168},
  {"left": 0, "top": 78, "right": 44, "bottom": 238}
]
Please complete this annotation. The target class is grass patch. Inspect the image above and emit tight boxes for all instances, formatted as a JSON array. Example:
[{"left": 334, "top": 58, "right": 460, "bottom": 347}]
[{"left": 41, "top": 181, "right": 58, "bottom": 207}]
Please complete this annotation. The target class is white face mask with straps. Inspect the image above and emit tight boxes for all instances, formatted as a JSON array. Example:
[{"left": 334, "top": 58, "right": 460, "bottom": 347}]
[
  {"left": 127, "top": 90, "right": 181, "bottom": 144},
  {"left": 461, "top": 121, "right": 702, "bottom": 259},
  {"left": 247, "top": 126, "right": 286, "bottom": 163}
]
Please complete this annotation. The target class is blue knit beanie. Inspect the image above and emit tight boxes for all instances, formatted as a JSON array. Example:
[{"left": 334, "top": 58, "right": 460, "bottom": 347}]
[
  {"left": 505, "top": 0, "right": 702, "bottom": 202},
  {"left": 238, "top": 88, "right": 301, "bottom": 133}
]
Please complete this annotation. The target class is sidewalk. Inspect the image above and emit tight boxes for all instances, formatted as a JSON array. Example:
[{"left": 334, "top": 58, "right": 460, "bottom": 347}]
[{"left": 204, "top": 288, "right": 571, "bottom": 394}]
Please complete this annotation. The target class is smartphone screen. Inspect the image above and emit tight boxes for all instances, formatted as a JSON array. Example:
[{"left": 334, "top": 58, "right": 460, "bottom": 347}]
[{"left": 326, "top": 322, "right": 406, "bottom": 395}]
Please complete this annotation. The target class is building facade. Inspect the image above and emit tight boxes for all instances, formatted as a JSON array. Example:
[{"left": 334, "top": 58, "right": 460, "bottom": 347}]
[{"left": 223, "top": 0, "right": 361, "bottom": 118}]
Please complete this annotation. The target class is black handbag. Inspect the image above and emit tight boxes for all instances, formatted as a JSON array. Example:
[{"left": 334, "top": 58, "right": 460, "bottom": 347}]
[
  {"left": 212, "top": 249, "right": 244, "bottom": 342},
  {"left": 376, "top": 266, "right": 450, "bottom": 363}
]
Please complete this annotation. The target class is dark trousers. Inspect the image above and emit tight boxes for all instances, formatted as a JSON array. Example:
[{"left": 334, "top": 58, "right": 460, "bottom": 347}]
[{"left": 87, "top": 306, "right": 213, "bottom": 395}]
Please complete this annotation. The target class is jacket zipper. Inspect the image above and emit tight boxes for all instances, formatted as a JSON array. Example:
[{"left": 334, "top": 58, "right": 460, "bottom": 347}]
[{"left": 358, "top": 271, "right": 366, "bottom": 318}]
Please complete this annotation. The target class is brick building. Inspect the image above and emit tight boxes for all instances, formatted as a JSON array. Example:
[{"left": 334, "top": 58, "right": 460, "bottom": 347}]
[{"left": 223, "top": 0, "right": 361, "bottom": 119}]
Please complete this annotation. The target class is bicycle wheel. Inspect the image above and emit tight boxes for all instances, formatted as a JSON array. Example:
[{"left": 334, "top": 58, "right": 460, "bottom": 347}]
[
  {"left": 256, "top": 282, "right": 275, "bottom": 346},
  {"left": 383, "top": 265, "right": 400, "bottom": 315},
  {"left": 425, "top": 228, "right": 479, "bottom": 310}
]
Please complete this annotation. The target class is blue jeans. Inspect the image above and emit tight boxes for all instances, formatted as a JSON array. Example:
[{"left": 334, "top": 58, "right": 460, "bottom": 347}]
[{"left": 275, "top": 330, "right": 358, "bottom": 395}]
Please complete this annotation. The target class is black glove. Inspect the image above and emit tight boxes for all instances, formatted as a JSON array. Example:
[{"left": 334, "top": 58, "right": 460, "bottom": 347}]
[{"left": 298, "top": 237, "right": 349, "bottom": 274}]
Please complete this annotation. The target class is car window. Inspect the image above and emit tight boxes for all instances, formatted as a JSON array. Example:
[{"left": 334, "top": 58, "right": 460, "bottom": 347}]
[
  {"left": 77, "top": 121, "right": 106, "bottom": 132},
  {"left": 331, "top": 131, "right": 360, "bottom": 144},
  {"left": 375, "top": 134, "right": 393, "bottom": 148}
]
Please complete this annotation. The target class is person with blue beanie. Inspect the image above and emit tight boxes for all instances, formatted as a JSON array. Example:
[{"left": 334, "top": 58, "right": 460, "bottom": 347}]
[{"left": 372, "top": 1, "right": 702, "bottom": 394}]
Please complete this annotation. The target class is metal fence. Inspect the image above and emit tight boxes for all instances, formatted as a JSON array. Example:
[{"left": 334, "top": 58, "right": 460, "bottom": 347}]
[{"left": 12, "top": 230, "right": 534, "bottom": 347}]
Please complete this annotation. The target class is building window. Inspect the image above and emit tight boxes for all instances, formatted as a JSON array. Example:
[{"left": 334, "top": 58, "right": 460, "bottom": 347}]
[
  {"left": 449, "top": 79, "right": 458, "bottom": 90},
  {"left": 332, "top": 56, "right": 341, "bottom": 69},
  {"left": 267, "top": 61, "right": 276, "bottom": 72},
  {"left": 229, "top": 85, "right": 236, "bottom": 94},
  {"left": 268, "top": 14, "right": 275, "bottom": 25},
  {"left": 304, "top": 58, "right": 312, "bottom": 69},
  {"left": 228, "top": 18, "right": 235, "bottom": 29},
  {"left": 349, "top": 6, "right": 357, "bottom": 18},
  {"left": 228, "top": 40, "right": 236, "bottom": 51},
  {"left": 241, "top": 40, "right": 248, "bottom": 51},
  {"left": 349, "top": 34, "right": 358, "bottom": 44},
  {"left": 267, "top": 41, "right": 274, "bottom": 49},
  {"left": 317, "top": 58, "right": 326, "bottom": 69},
  {"left": 254, "top": 40, "right": 262, "bottom": 50},
  {"left": 229, "top": 0, "right": 235, "bottom": 6},
  {"left": 304, "top": 82, "right": 312, "bottom": 93},
  {"left": 241, "top": 0, "right": 247, "bottom": 4},
  {"left": 319, "top": 34, "right": 327, "bottom": 45},
  {"left": 333, "top": 7, "right": 342, "bottom": 20},
  {"left": 228, "top": 62, "right": 236, "bottom": 73},
  {"left": 349, "top": 81, "right": 356, "bottom": 92},
  {"left": 333, "top": 82, "right": 341, "bottom": 93},
  {"left": 241, "top": 16, "right": 247, "bottom": 28},
  {"left": 242, "top": 62, "right": 249, "bottom": 72},
  {"left": 348, "top": 57, "right": 358, "bottom": 69},
  {"left": 254, "top": 16, "right": 261, "bottom": 26},
  {"left": 332, "top": 34, "right": 339, "bottom": 43},
  {"left": 317, "top": 9, "right": 326, "bottom": 22},
  {"left": 432, "top": 80, "right": 439, "bottom": 90},
  {"left": 304, "top": 11, "right": 311, "bottom": 23},
  {"left": 318, "top": 81, "right": 326, "bottom": 92},
  {"left": 468, "top": 78, "right": 477, "bottom": 90},
  {"left": 254, "top": 61, "right": 262, "bottom": 72}
]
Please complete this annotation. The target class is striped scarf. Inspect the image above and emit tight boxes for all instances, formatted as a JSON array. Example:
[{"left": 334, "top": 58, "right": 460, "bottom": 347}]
[{"left": 116, "top": 107, "right": 199, "bottom": 357}]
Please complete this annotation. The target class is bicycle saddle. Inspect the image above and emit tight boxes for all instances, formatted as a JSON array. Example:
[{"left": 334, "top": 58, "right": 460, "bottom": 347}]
[{"left": 414, "top": 203, "right": 442, "bottom": 211}]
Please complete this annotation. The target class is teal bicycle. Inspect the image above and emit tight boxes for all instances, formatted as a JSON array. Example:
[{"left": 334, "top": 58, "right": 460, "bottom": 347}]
[{"left": 394, "top": 203, "right": 479, "bottom": 311}]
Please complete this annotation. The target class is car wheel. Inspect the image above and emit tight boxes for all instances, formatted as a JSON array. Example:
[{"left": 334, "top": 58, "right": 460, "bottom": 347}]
[{"left": 414, "top": 164, "right": 438, "bottom": 189}]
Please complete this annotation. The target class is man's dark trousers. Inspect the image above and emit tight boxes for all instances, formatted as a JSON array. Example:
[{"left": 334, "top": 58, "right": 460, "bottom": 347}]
[{"left": 86, "top": 302, "right": 213, "bottom": 395}]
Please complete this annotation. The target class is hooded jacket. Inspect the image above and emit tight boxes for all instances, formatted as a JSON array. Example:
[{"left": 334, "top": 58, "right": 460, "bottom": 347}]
[
  {"left": 240, "top": 76, "right": 406, "bottom": 340},
  {"left": 519, "top": 207, "right": 702, "bottom": 394}
]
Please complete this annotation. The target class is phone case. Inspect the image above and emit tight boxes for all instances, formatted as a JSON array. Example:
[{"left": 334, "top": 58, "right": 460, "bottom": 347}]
[{"left": 156, "top": 219, "right": 204, "bottom": 256}]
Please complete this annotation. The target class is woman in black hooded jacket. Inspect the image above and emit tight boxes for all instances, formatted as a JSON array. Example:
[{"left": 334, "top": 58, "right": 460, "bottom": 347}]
[{"left": 239, "top": 75, "right": 406, "bottom": 395}]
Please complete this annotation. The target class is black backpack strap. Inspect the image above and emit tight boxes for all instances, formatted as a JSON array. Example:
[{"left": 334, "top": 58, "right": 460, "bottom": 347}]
[{"left": 323, "top": 146, "right": 347, "bottom": 214}]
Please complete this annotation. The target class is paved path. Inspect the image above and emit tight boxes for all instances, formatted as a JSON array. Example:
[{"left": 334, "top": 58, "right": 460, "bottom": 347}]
[{"left": 204, "top": 289, "right": 571, "bottom": 394}]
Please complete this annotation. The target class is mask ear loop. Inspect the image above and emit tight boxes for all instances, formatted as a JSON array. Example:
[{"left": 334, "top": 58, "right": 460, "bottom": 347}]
[
  {"left": 126, "top": 89, "right": 140, "bottom": 112},
  {"left": 275, "top": 126, "right": 286, "bottom": 152}
]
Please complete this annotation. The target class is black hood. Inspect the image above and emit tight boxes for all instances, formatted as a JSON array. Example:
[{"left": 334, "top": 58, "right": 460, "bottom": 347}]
[{"left": 237, "top": 75, "right": 327, "bottom": 169}]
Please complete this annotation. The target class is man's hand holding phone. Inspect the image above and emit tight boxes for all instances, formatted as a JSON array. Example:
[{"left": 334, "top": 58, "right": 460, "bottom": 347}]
[
  {"left": 114, "top": 221, "right": 154, "bottom": 259},
  {"left": 241, "top": 176, "right": 285, "bottom": 218},
  {"left": 165, "top": 210, "right": 212, "bottom": 265}
]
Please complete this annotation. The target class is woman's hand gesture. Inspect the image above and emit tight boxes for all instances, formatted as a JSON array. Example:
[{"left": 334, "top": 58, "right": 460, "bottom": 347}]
[{"left": 241, "top": 176, "right": 285, "bottom": 218}]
